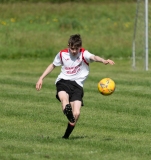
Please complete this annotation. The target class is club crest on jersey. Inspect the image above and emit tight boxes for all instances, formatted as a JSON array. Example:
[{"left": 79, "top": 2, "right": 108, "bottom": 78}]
[{"left": 77, "top": 57, "right": 81, "bottom": 62}]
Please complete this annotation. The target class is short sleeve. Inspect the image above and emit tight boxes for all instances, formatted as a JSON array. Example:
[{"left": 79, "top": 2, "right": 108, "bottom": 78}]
[
  {"left": 83, "top": 50, "right": 95, "bottom": 63},
  {"left": 53, "top": 52, "right": 62, "bottom": 66}
]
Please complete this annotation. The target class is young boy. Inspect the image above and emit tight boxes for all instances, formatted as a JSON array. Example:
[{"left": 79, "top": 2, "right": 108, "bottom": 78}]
[{"left": 36, "top": 34, "right": 115, "bottom": 139}]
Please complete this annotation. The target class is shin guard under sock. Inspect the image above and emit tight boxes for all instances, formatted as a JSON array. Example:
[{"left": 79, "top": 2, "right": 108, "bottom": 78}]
[{"left": 62, "top": 123, "right": 75, "bottom": 139}]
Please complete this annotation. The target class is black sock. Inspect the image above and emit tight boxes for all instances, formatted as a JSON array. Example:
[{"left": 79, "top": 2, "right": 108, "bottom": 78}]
[
  {"left": 62, "top": 123, "right": 75, "bottom": 139},
  {"left": 63, "top": 104, "right": 75, "bottom": 123}
]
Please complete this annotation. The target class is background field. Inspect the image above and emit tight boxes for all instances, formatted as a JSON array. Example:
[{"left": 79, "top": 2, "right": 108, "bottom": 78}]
[
  {"left": 0, "top": 2, "right": 139, "bottom": 59},
  {"left": 0, "top": 1, "right": 151, "bottom": 160}
]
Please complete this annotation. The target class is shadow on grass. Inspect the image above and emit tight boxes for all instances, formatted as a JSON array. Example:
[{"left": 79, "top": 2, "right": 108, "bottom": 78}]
[
  {"left": 69, "top": 135, "right": 115, "bottom": 141},
  {"left": 70, "top": 135, "right": 89, "bottom": 140}
]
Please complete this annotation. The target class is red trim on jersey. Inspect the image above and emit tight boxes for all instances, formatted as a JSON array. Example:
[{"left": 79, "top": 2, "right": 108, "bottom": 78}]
[
  {"left": 59, "top": 48, "right": 89, "bottom": 66},
  {"left": 80, "top": 48, "right": 89, "bottom": 66},
  {"left": 59, "top": 49, "right": 68, "bottom": 64}
]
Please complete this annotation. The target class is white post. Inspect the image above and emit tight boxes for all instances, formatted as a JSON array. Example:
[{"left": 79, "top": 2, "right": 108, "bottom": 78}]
[
  {"left": 145, "top": 0, "right": 149, "bottom": 70},
  {"left": 132, "top": 0, "right": 140, "bottom": 69},
  {"left": 132, "top": 40, "right": 136, "bottom": 68}
]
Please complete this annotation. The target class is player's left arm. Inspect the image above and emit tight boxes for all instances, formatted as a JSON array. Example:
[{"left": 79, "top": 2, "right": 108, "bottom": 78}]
[{"left": 90, "top": 55, "right": 115, "bottom": 65}]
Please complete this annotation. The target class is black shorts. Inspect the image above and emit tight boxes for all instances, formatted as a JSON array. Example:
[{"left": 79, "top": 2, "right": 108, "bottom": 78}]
[{"left": 56, "top": 79, "right": 84, "bottom": 106}]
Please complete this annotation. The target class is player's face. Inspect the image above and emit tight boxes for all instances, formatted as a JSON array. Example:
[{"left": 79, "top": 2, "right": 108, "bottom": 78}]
[{"left": 69, "top": 46, "right": 81, "bottom": 56}]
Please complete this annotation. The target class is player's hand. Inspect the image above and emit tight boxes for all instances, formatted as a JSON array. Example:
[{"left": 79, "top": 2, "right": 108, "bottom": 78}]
[
  {"left": 103, "top": 59, "right": 115, "bottom": 65},
  {"left": 36, "top": 78, "right": 43, "bottom": 91}
]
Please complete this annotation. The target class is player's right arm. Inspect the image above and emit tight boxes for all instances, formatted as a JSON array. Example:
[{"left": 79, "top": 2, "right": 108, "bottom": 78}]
[{"left": 36, "top": 63, "right": 56, "bottom": 91}]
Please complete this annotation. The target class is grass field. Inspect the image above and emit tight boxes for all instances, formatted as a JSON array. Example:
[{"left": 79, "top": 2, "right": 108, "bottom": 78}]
[
  {"left": 0, "top": 2, "right": 138, "bottom": 59},
  {"left": 0, "top": 58, "right": 151, "bottom": 160},
  {"left": 0, "top": 1, "right": 151, "bottom": 160}
]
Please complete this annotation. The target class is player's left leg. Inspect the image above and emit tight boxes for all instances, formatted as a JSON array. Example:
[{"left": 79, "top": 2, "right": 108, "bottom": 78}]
[
  {"left": 62, "top": 100, "right": 81, "bottom": 139},
  {"left": 71, "top": 100, "right": 82, "bottom": 122}
]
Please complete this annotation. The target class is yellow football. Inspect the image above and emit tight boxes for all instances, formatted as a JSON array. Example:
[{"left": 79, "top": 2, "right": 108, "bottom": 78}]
[{"left": 98, "top": 78, "right": 115, "bottom": 95}]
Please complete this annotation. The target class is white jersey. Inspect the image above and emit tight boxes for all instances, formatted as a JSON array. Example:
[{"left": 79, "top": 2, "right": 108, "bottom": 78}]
[{"left": 53, "top": 48, "right": 94, "bottom": 87}]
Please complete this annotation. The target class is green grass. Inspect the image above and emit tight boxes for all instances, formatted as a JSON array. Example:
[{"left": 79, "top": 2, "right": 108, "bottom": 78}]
[
  {"left": 0, "top": 2, "right": 150, "bottom": 59},
  {"left": 0, "top": 58, "right": 151, "bottom": 160},
  {"left": 0, "top": 2, "right": 144, "bottom": 59},
  {"left": 0, "top": 2, "right": 151, "bottom": 160}
]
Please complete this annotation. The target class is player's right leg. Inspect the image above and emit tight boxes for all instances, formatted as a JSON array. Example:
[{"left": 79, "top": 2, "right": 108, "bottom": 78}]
[
  {"left": 58, "top": 91, "right": 75, "bottom": 124},
  {"left": 62, "top": 100, "right": 82, "bottom": 139}
]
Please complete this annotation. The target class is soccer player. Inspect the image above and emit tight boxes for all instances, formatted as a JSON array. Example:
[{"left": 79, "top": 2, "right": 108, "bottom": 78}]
[{"left": 36, "top": 34, "right": 115, "bottom": 139}]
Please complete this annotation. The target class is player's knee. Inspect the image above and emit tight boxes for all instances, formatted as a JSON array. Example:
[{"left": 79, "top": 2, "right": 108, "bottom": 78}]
[{"left": 73, "top": 111, "right": 80, "bottom": 119}]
